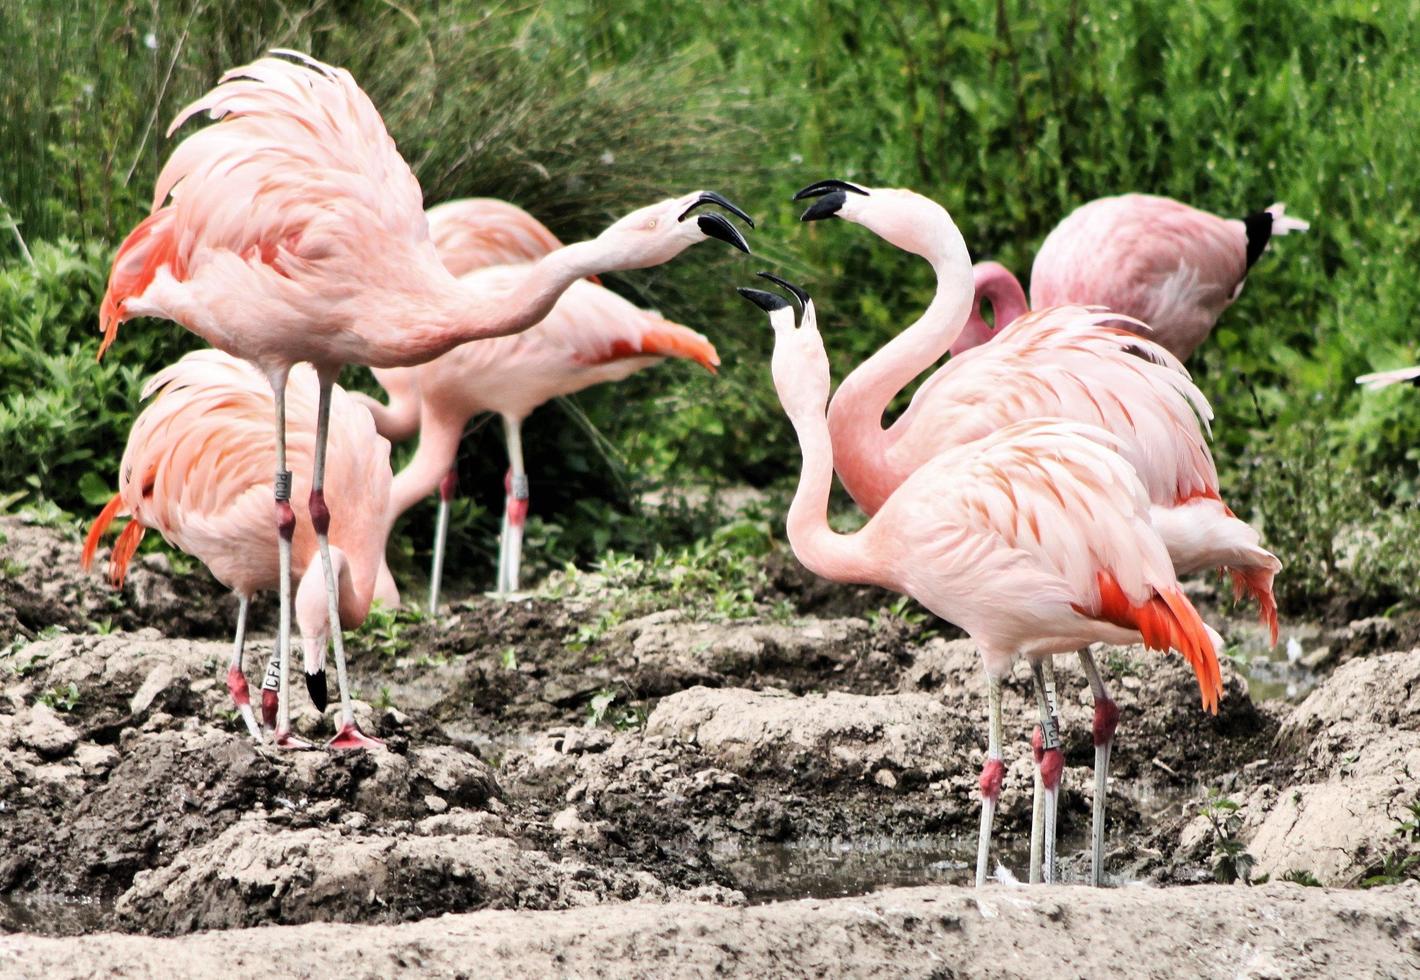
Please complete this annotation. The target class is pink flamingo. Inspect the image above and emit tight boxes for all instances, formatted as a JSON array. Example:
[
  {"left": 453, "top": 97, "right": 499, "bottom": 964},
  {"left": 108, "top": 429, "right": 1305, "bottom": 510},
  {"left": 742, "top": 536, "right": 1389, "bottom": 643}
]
[
  {"left": 951, "top": 193, "right": 1309, "bottom": 361},
  {"left": 82, "top": 350, "right": 391, "bottom": 745},
  {"left": 1357, "top": 367, "right": 1420, "bottom": 390},
  {"left": 739, "top": 278, "right": 1223, "bottom": 887},
  {"left": 795, "top": 181, "right": 1278, "bottom": 884},
  {"left": 352, "top": 199, "right": 720, "bottom": 606},
  {"left": 97, "top": 51, "right": 752, "bottom": 747}
]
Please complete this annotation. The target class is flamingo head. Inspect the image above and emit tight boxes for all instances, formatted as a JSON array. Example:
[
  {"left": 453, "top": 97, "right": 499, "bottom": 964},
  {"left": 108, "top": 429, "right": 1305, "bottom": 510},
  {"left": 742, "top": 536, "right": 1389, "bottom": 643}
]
[
  {"left": 794, "top": 180, "right": 954, "bottom": 261},
  {"left": 596, "top": 190, "right": 753, "bottom": 268},
  {"left": 739, "top": 273, "right": 830, "bottom": 418}
]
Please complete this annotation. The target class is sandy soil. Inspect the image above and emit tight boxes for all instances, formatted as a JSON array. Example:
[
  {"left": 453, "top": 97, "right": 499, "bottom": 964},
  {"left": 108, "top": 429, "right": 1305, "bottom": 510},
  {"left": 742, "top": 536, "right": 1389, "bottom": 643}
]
[{"left": 2, "top": 514, "right": 1417, "bottom": 976}]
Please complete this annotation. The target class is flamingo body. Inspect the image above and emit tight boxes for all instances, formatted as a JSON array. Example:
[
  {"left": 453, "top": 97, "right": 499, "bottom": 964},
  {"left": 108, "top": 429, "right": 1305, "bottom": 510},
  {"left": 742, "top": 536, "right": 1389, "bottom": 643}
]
[
  {"left": 958, "top": 194, "right": 1309, "bottom": 362},
  {"left": 805, "top": 184, "right": 1280, "bottom": 642}
]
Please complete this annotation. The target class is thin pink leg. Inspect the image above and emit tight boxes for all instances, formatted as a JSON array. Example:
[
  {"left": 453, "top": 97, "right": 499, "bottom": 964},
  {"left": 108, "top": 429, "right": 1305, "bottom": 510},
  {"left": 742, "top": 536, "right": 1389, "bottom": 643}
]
[
  {"left": 311, "top": 372, "right": 381, "bottom": 751},
  {"left": 225, "top": 595, "right": 261, "bottom": 740},
  {"left": 1080, "top": 648, "right": 1119, "bottom": 886},
  {"left": 269, "top": 370, "right": 310, "bottom": 750},
  {"left": 975, "top": 673, "right": 1004, "bottom": 887}
]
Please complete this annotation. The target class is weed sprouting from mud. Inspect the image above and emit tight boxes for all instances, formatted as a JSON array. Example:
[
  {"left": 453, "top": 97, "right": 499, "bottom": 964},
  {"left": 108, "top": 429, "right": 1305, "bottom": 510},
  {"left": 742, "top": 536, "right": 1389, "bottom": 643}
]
[
  {"left": 1200, "top": 794, "right": 1256, "bottom": 885},
  {"left": 1361, "top": 799, "right": 1420, "bottom": 888},
  {"left": 36, "top": 681, "right": 79, "bottom": 711}
]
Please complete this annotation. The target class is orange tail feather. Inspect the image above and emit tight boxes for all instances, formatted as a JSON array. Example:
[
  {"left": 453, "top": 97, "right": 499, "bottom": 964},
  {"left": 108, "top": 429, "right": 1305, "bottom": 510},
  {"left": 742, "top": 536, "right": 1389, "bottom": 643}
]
[
  {"left": 82, "top": 494, "right": 126, "bottom": 572},
  {"left": 595, "top": 318, "right": 719, "bottom": 374},
  {"left": 99, "top": 209, "right": 181, "bottom": 359},
  {"left": 109, "top": 520, "right": 146, "bottom": 589},
  {"left": 1230, "top": 566, "right": 1279, "bottom": 648},
  {"left": 1092, "top": 572, "right": 1223, "bottom": 714}
]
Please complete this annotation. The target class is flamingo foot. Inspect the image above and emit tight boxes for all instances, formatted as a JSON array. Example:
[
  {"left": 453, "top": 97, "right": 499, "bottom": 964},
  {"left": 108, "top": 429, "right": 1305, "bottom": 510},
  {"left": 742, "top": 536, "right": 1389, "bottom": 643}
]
[
  {"left": 271, "top": 728, "right": 314, "bottom": 750},
  {"left": 327, "top": 722, "right": 383, "bottom": 751}
]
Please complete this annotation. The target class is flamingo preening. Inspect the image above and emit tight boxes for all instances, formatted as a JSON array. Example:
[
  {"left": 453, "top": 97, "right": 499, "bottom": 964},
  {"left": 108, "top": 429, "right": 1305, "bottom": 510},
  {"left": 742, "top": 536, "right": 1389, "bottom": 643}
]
[
  {"left": 351, "top": 199, "right": 723, "bottom": 607},
  {"left": 82, "top": 350, "right": 392, "bottom": 746},
  {"left": 952, "top": 193, "right": 1309, "bottom": 361},
  {"left": 794, "top": 180, "right": 1278, "bottom": 884},
  {"left": 740, "top": 278, "right": 1223, "bottom": 888},
  {"left": 97, "top": 51, "right": 752, "bottom": 748}
]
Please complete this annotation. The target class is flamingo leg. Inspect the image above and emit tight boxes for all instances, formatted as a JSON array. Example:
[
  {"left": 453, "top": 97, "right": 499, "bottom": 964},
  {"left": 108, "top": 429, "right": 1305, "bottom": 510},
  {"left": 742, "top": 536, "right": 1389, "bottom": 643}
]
[
  {"left": 224, "top": 594, "right": 261, "bottom": 741},
  {"left": 1078, "top": 646, "right": 1119, "bottom": 887},
  {"left": 428, "top": 468, "right": 456, "bottom": 615},
  {"left": 975, "top": 672, "right": 1005, "bottom": 887},
  {"left": 1028, "top": 657, "right": 1060, "bottom": 883},
  {"left": 496, "top": 414, "right": 528, "bottom": 596},
  {"left": 268, "top": 371, "right": 309, "bottom": 750},
  {"left": 310, "top": 372, "right": 381, "bottom": 751},
  {"left": 1029, "top": 658, "right": 1064, "bottom": 884}
]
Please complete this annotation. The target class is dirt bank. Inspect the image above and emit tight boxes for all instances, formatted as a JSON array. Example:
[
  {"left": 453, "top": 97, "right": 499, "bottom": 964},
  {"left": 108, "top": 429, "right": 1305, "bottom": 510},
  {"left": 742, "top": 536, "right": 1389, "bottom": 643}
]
[
  {"left": 2, "top": 517, "right": 1417, "bottom": 972},
  {"left": 2, "top": 881, "right": 1416, "bottom": 979}
]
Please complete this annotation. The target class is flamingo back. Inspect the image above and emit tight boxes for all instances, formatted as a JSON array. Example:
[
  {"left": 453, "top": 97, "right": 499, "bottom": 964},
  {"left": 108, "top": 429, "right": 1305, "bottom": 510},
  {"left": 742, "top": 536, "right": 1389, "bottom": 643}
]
[
  {"left": 84, "top": 349, "right": 391, "bottom": 603},
  {"left": 888, "top": 307, "right": 1217, "bottom": 513},
  {"left": 100, "top": 51, "right": 431, "bottom": 361},
  {"left": 875, "top": 418, "right": 1221, "bottom": 711},
  {"left": 426, "top": 198, "right": 566, "bottom": 277}
]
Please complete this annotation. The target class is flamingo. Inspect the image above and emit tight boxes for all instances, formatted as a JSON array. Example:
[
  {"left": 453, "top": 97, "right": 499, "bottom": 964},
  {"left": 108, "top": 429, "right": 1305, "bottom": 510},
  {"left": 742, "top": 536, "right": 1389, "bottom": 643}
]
[
  {"left": 96, "top": 51, "right": 752, "bottom": 748},
  {"left": 739, "top": 277, "right": 1223, "bottom": 887},
  {"left": 794, "top": 180, "right": 1278, "bottom": 884},
  {"left": 950, "top": 193, "right": 1309, "bottom": 361},
  {"left": 1357, "top": 367, "right": 1420, "bottom": 390},
  {"left": 351, "top": 199, "right": 720, "bottom": 607},
  {"left": 82, "top": 350, "right": 391, "bottom": 745}
]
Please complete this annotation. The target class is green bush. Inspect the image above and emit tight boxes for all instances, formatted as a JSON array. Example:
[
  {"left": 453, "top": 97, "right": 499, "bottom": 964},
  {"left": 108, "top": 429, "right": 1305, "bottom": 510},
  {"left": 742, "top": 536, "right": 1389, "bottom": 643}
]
[{"left": 3, "top": 0, "right": 1419, "bottom": 615}]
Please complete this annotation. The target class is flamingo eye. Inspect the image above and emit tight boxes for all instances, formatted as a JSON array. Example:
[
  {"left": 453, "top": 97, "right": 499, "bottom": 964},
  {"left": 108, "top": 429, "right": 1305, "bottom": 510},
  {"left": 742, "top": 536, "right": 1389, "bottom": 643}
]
[{"left": 646, "top": 218, "right": 658, "bottom": 230}]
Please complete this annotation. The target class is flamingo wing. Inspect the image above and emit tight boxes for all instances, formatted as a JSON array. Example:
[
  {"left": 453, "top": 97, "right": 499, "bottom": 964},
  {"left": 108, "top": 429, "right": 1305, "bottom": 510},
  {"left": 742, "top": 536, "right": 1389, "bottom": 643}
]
[
  {"left": 100, "top": 51, "right": 427, "bottom": 356},
  {"left": 426, "top": 198, "right": 567, "bottom": 277}
]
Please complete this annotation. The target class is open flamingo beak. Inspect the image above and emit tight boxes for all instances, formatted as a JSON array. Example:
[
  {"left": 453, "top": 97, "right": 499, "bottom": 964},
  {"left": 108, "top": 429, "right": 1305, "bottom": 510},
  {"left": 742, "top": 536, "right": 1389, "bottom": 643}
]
[
  {"left": 737, "top": 272, "right": 809, "bottom": 314},
  {"left": 793, "top": 179, "right": 869, "bottom": 222},
  {"left": 678, "top": 192, "right": 755, "bottom": 253}
]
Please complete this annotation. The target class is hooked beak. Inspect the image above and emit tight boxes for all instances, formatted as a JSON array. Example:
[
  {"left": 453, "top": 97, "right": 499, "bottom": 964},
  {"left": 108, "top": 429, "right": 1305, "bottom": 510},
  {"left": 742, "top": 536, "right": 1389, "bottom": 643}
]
[
  {"left": 737, "top": 287, "right": 791, "bottom": 313},
  {"left": 678, "top": 192, "right": 754, "bottom": 254},
  {"left": 306, "top": 668, "right": 328, "bottom": 713},
  {"left": 793, "top": 179, "right": 868, "bottom": 223},
  {"left": 737, "top": 273, "right": 809, "bottom": 316}
]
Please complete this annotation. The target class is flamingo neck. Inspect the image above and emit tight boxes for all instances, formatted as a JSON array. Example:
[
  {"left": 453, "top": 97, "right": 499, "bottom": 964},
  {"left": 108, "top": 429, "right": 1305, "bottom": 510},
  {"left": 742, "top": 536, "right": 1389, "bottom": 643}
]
[
  {"left": 386, "top": 407, "right": 466, "bottom": 527},
  {"left": 404, "top": 240, "right": 611, "bottom": 365},
  {"left": 784, "top": 400, "right": 875, "bottom": 587},
  {"left": 949, "top": 263, "right": 1028, "bottom": 357},
  {"left": 826, "top": 223, "right": 973, "bottom": 514}
]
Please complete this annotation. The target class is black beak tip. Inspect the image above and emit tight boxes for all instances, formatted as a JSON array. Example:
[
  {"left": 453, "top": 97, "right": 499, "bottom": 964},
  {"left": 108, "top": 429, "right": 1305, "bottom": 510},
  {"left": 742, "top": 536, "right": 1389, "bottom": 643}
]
[
  {"left": 699, "top": 214, "right": 751, "bottom": 254},
  {"left": 755, "top": 272, "right": 808, "bottom": 310},
  {"left": 737, "top": 287, "right": 790, "bottom": 314},
  {"left": 306, "top": 669, "right": 328, "bottom": 713},
  {"left": 792, "top": 179, "right": 869, "bottom": 202},
  {"left": 798, "top": 190, "right": 847, "bottom": 223}
]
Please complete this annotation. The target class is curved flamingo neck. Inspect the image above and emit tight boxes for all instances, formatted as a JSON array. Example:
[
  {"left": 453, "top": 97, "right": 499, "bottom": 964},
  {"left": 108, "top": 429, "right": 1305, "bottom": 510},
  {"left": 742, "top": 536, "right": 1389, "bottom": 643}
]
[
  {"left": 826, "top": 214, "right": 973, "bottom": 515},
  {"left": 386, "top": 405, "right": 467, "bottom": 526},
  {"left": 403, "top": 240, "right": 614, "bottom": 366},
  {"left": 784, "top": 399, "right": 873, "bottom": 587},
  {"left": 949, "top": 262, "right": 1029, "bottom": 357}
]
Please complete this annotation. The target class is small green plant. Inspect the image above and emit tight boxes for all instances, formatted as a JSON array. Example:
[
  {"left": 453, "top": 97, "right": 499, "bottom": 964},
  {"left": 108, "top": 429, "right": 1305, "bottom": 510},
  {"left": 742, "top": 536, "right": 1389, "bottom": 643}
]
[
  {"left": 374, "top": 685, "right": 396, "bottom": 711},
  {"left": 342, "top": 602, "right": 426, "bottom": 660},
  {"left": 584, "top": 686, "right": 647, "bottom": 731},
  {"left": 1361, "top": 799, "right": 1420, "bottom": 888},
  {"left": 1, "top": 558, "right": 24, "bottom": 577},
  {"left": 37, "top": 681, "right": 80, "bottom": 712},
  {"left": 499, "top": 646, "right": 518, "bottom": 671},
  {"left": 1201, "top": 794, "right": 1256, "bottom": 885},
  {"left": 1282, "top": 868, "right": 1322, "bottom": 887}
]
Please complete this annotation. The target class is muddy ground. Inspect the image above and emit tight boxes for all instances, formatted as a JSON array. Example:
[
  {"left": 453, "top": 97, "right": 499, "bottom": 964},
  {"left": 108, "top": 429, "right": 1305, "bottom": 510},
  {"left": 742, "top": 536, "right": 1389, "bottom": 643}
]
[{"left": 1, "top": 514, "right": 1417, "bottom": 976}]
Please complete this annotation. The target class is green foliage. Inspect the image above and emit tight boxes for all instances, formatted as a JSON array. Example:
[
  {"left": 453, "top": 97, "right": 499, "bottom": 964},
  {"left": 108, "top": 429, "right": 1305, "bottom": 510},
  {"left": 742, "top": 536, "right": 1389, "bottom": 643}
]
[
  {"left": 2, "top": 0, "right": 1419, "bottom": 616},
  {"left": 1281, "top": 868, "right": 1323, "bottom": 887},
  {"left": 545, "top": 513, "right": 778, "bottom": 637},
  {"left": 37, "top": 681, "right": 80, "bottom": 712},
  {"left": 1360, "top": 799, "right": 1420, "bottom": 887},
  {"left": 342, "top": 601, "right": 427, "bottom": 660},
  {"left": 1200, "top": 793, "right": 1256, "bottom": 885}
]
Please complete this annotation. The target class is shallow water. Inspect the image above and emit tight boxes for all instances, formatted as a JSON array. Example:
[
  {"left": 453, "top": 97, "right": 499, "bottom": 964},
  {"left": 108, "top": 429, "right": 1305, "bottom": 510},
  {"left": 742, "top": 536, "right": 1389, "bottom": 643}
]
[
  {"left": 1230, "top": 618, "right": 1325, "bottom": 703},
  {"left": 0, "top": 893, "right": 112, "bottom": 936}
]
